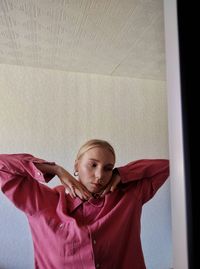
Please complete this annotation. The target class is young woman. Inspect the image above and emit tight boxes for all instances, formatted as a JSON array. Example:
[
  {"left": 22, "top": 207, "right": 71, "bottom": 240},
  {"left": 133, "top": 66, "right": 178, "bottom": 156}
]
[{"left": 0, "top": 139, "right": 169, "bottom": 269}]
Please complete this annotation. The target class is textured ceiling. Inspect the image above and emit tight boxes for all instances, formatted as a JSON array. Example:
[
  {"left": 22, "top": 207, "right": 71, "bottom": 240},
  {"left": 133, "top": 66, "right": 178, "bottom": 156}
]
[{"left": 0, "top": 0, "right": 165, "bottom": 80}]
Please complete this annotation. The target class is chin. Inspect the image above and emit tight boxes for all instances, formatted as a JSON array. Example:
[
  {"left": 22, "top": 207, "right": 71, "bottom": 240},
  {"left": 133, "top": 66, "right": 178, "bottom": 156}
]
[
  {"left": 89, "top": 187, "right": 99, "bottom": 193},
  {"left": 88, "top": 185, "right": 102, "bottom": 194}
]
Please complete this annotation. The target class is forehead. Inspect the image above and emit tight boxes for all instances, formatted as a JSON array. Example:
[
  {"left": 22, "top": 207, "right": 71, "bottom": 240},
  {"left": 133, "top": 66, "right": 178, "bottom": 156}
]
[{"left": 83, "top": 147, "right": 115, "bottom": 163}]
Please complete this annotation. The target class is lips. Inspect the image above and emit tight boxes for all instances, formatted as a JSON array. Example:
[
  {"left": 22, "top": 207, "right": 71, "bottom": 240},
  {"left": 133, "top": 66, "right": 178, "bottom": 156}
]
[
  {"left": 91, "top": 183, "right": 100, "bottom": 187},
  {"left": 90, "top": 183, "right": 102, "bottom": 190}
]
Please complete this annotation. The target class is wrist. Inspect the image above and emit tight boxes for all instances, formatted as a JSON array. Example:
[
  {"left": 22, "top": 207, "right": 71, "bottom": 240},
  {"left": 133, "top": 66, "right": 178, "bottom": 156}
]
[
  {"left": 55, "top": 165, "right": 72, "bottom": 183},
  {"left": 55, "top": 165, "right": 65, "bottom": 177},
  {"left": 112, "top": 168, "right": 121, "bottom": 181}
]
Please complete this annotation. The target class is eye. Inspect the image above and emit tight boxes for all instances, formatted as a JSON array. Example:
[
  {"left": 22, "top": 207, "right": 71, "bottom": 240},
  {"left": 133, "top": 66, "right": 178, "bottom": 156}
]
[
  {"left": 104, "top": 167, "right": 113, "bottom": 172},
  {"left": 88, "top": 162, "right": 97, "bottom": 168}
]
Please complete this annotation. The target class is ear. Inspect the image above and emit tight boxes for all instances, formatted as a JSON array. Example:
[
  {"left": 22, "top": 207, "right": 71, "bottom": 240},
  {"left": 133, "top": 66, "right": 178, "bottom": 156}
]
[{"left": 74, "top": 159, "right": 79, "bottom": 172}]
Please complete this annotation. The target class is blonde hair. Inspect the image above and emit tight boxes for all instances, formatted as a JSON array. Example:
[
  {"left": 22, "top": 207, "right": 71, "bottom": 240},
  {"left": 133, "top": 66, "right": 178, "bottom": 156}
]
[{"left": 76, "top": 139, "right": 116, "bottom": 162}]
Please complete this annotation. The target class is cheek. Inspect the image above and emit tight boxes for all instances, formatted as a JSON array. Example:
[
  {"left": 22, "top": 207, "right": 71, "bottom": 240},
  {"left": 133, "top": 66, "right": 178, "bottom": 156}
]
[
  {"left": 79, "top": 166, "right": 93, "bottom": 180},
  {"left": 105, "top": 173, "right": 112, "bottom": 182},
  {"left": 99, "top": 172, "right": 112, "bottom": 185}
]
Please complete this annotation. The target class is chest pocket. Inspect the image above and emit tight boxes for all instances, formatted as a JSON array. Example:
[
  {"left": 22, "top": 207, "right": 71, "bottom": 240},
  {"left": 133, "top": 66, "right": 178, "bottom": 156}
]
[
  {"left": 40, "top": 210, "right": 81, "bottom": 258},
  {"left": 46, "top": 217, "right": 66, "bottom": 233},
  {"left": 48, "top": 218, "right": 80, "bottom": 258},
  {"left": 64, "top": 241, "right": 80, "bottom": 256}
]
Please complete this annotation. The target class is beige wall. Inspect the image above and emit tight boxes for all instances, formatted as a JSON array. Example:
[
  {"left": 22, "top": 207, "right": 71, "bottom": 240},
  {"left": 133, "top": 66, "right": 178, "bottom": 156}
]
[
  {"left": 0, "top": 63, "right": 171, "bottom": 269},
  {"left": 0, "top": 64, "right": 168, "bottom": 164}
]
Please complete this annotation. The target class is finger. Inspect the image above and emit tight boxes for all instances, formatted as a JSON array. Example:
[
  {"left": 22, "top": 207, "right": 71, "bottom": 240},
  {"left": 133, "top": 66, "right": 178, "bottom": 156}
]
[
  {"left": 100, "top": 185, "right": 111, "bottom": 197},
  {"left": 83, "top": 190, "right": 92, "bottom": 199},
  {"left": 64, "top": 183, "right": 76, "bottom": 198},
  {"left": 110, "top": 182, "right": 118, "bottom": 192},
  {"left": 78, "top": 183, "right": 92, "bottom": 198},
  {"left": 61, "top": 182, "right": 74, "bottom": 197},
  {"left": 60, "top": 179, "right": 70, "bottom": 190},
  {"left": 69, "top": 192, "right": 75, "bottom": 199},
  {"left": 80, "top": 189, "right": 92, "bottom": 200},
  {"left": 61, "top": 179, "right": 91, "bottom": 200},
  {"left": 75, "top": 189, "right": 87, "bottom": 200},
  {"left": 78, "top": 185, "right": 92, "bottom": 200},
  {"left": 65, "top": 186, "right": 75, "bottom": 198},
  {"left": 110, "top": 177, "right": 121, "bottom": 192},
  {"left": 70, "top": 185, "right": 77, "bottom": 198}
]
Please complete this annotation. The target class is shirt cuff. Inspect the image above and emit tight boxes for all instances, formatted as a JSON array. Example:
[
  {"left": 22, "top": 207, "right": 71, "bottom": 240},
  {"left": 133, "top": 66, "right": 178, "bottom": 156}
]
[
  {"left": 116, "top": 166, "right": 129, "bottom": 183},
  {"left": 22, "top": 156, "right": 56, "bottom": 183}
]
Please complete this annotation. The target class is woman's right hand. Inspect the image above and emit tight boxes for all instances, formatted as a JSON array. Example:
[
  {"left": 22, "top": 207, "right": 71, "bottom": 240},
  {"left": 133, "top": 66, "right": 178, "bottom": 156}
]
[{"left": 56, "top": 166, "right": 92, "bottom": 200}]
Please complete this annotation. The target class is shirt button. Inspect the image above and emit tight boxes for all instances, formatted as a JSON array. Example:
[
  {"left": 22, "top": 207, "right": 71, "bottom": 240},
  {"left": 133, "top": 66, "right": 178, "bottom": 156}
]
[
  {"left": 37, "top": 171, "right": 41, "bottom": 176},
  {"left": 59, "top": 223, "right": 64, "bottom": 229},
  {"left": 93, "top": 240, "right": 96, "bottom": 245},
  {"left": 96, "top": 264, "right": 100, "bottom": 268}
]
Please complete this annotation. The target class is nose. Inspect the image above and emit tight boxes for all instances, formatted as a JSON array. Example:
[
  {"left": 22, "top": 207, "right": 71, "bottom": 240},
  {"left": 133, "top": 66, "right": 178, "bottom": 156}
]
[{"left": 94, "top": 169, "right": 104, "bottom": 184}]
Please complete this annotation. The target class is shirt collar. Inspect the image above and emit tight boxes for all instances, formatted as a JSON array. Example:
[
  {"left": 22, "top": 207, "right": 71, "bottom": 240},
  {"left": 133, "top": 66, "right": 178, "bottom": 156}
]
[{"left": 67, "top": 195, "right": 105, "bottom": 213}]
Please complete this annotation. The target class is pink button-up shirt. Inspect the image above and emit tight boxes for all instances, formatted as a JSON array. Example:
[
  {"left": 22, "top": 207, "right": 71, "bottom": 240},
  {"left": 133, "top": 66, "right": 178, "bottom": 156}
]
[{"left": 0, "top": 154, "right": 169, "bottom": 269}]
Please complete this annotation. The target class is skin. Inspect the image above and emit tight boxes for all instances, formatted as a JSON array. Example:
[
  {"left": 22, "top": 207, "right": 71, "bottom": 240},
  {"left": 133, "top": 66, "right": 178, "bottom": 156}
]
[
  {"left": 75, "top": 147, "right": 116, "bottom": 195},
  {"left": 35, "top": 147, "right": 121, "bottom": 200}
]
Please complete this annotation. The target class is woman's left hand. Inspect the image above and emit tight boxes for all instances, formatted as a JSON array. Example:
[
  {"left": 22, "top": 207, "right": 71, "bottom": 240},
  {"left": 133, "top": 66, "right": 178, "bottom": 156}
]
[{"left": 100, "top": 169, "right": 121, "bottom": 197}]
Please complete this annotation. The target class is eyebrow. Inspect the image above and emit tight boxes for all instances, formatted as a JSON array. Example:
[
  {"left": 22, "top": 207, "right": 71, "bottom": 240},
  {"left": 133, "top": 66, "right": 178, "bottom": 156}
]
[{"left": 89, "top": 158, "right": 114, "bottom": 166}]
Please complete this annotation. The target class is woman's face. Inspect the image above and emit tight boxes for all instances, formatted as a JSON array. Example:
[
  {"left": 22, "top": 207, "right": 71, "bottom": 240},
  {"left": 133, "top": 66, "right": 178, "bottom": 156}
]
[{"left": 75, "top": 147, "right": 115, "bottom": 194}]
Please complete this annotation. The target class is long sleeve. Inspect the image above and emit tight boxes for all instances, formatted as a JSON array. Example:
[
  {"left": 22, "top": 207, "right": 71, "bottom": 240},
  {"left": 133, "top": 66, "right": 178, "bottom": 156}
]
[
  {"left": 117, "top": 159, "right": 169, "bottom": 204},
  {"left": 0, "top": 153, "right": 58, "bottom": 215}
]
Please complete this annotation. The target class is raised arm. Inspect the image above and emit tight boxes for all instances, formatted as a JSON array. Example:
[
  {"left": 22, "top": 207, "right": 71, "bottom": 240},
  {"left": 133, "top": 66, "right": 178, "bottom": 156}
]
[
  {"left": 35, "top": 162, "right": 92, "bottom": 200},
  {"left": 116, "top": 159, "right": 169, "bottom": 203},
  {"left": 0, "top": 154, "right": 92, "bottom": 215},
  {"left": 0, "top": 153, "right": 58, "bottom": 215}
]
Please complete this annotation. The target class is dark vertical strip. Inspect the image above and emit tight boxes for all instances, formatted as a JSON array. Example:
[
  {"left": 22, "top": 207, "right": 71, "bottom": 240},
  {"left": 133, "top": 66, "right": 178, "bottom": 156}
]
[{"left": 176, "top": 1, "right": 199, "bottom": 268}]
